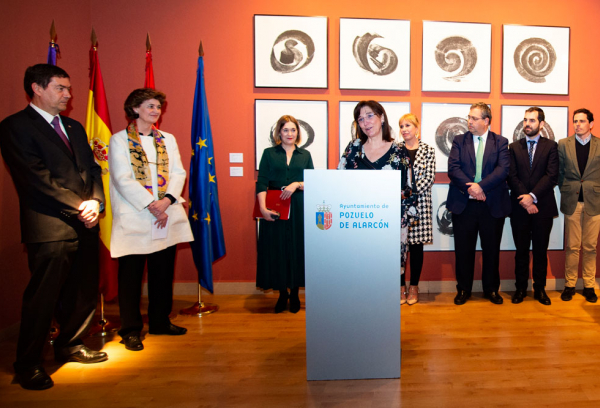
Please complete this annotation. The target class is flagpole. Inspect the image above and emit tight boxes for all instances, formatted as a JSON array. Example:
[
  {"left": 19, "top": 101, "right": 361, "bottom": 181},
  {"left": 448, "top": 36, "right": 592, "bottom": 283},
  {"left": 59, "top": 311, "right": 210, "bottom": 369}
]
[
  {"left": 180, "top": 40, "right": 222, "bottom": 317},
  {"left": 84, "top": 27, "right": 120, "bottom": 337},
  {"left": 180, "top": 284, "right": 219, "bottom": 317}
]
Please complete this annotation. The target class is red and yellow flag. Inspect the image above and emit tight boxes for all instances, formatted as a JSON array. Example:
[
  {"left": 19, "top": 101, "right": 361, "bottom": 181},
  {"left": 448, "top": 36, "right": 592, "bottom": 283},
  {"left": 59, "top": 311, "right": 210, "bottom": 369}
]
[{"left": 86, "top": 40, "right": 118, "bottom": 301}]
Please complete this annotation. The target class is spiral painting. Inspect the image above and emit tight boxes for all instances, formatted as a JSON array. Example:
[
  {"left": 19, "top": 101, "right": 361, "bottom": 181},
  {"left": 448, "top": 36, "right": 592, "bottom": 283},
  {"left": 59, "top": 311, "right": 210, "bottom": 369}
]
[
  {"left": 270, "top": 30, "right": 315, "bottom": 74},
  {"left": 513, "top": 37, "right": 556, "bottom": 83},
  {"left": 435, "top": 117, "right": 468, "bottom": 156},
  {"left": 269, "top": 119, "right": 315, "bottom": 149},
  {"left": 352, "top": 33, "right": 398, "bottom": 76},
  {"left": 436, "top": 201, "right": 453, "bottom": 237},
  {"left": 512, "top": 122, "right": 555, "bottom": 142},
  {"left": 434, "top": 36, "right": 477, "bottom": 82}
]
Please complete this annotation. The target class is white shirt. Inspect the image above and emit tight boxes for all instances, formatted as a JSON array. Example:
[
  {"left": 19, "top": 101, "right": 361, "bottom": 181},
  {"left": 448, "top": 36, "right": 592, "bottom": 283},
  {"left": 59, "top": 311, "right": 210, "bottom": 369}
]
[
  {"left": 29, "top": 102, "right": 69, "bottom": 139},
  {"left": 140, "top": 135, "right": 160, "bottom": 201}
]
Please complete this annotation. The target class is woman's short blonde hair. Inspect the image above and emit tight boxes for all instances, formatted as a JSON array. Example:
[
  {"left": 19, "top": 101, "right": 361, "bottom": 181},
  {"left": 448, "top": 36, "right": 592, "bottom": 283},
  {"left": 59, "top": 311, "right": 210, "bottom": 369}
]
[{"left": 399, "top": 113, "right": 420, "bottom": 138}]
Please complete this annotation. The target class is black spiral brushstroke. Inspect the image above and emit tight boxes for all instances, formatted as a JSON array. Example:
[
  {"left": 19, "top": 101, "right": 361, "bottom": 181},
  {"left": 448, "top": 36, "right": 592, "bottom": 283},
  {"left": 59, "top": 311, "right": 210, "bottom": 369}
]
[
  {"left": 435, "top": 36, "right": 478, "bottom": 82},
  {"left": 352, "top": 33, "right": 398, "bottom": 76},
  {"left": 512, "top": 122, "right": 556, "bottom": 142},
  {"left": 435, "top": 117, "right": 468, "bottom": 156},
  {"left": 269, "top": 119, "right": 315, "bottom": 148},
  {"left": 513, "top": 38, "right": 556, "bottom": 83},
  {"left": 270, "top": 30, "right": 315, "bottom": 73},
  {"left": 437, "top": 201, "right": 453, "bottom": 237}
]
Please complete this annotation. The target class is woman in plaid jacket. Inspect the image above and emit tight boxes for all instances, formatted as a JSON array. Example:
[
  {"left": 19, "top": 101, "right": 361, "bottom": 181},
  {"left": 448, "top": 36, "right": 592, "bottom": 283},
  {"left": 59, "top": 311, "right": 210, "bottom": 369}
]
[{"left": 397, "top": 113, "right": 436, "bottom": 305}]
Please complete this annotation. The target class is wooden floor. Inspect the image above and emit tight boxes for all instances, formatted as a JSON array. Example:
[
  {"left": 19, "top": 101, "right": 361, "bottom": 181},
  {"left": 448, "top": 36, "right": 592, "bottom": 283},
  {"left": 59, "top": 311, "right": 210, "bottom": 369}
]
[{"left": 2, "top": 291, "right": 600, "bottom": 407}]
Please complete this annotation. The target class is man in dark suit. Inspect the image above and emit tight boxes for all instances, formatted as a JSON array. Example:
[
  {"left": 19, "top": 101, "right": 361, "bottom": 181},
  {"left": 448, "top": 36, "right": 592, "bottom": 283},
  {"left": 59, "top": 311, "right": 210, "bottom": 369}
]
[
  {"left": 447, "top": 102, "right": 511, "bottom": 305},
  {"left": 508, "top": 107, "right": 558, "bottom": 305},
  {"left": 0, "top": 64, "right": 108, "bottom": 390}
]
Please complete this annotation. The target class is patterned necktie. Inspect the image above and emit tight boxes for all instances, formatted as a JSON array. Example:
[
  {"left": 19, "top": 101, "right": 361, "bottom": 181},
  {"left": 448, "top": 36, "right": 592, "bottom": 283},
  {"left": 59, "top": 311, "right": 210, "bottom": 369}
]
[
  {"left": 51, "top": 116, "right": 73, "bottom": 154},
  {"left": 474, "top": 136, "right": 484, "bottom": 183},
  {"left": 528, "top": 140, "right": 535, "bottom": 168}
]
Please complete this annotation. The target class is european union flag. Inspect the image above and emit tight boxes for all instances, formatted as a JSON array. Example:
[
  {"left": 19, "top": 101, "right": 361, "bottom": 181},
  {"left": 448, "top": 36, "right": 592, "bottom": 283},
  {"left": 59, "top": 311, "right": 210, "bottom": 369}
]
[{"left": 188, "top": 55, "right": 226, "bottom": 293}]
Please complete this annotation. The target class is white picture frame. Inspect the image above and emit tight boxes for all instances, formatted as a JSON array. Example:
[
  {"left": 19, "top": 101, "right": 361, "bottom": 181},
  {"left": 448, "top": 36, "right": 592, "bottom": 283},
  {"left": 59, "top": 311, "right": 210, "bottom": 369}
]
[
  {"left": 255, "top": 99, "right": 328, "bottom": 170},
  {"left": 502, "top": 25, "right": 570, "bottom": 95},
  {"left": 254, "top": 15, "right": 328, "bottom": 88},
  {"left": 422, "top": 21, "right": 491, "bottom": 93},
  {"left": 339, "top": 18, "right": 410, "bottom": 91}
]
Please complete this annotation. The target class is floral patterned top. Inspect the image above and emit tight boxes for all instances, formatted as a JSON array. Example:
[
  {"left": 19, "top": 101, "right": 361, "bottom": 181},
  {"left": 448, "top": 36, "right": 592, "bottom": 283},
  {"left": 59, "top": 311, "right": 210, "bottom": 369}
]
[
  {"left": 338, "top": 139, "right": 419, "bottom": 271},
  {"left": 338, "top": 139, "right": 408, "bottom": 171}
]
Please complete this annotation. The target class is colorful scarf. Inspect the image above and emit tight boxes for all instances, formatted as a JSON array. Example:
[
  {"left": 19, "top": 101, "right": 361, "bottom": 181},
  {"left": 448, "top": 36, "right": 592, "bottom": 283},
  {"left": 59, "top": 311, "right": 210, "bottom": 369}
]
[{"left": 126, "top": 121, "right": 169, "bottom": 199}]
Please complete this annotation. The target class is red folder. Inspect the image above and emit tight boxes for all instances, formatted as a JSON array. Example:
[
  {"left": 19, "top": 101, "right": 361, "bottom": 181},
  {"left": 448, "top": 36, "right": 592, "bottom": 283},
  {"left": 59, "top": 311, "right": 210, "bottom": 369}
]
[{"left": 253, "top": 190, "right": 291, "bottom": 220}]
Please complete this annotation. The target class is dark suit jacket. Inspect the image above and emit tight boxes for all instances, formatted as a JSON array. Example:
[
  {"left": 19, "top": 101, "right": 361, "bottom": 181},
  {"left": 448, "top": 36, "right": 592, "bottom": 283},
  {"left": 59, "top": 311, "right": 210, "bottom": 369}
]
[
  {"left": 508, "top": 137, "right": 558, "bottom": 218},
  {"left": 0, "top": 105, "right": 104, "bottom": 243},
  {"left": 447, "top": 130, "right": 511, "bottom": 218}
]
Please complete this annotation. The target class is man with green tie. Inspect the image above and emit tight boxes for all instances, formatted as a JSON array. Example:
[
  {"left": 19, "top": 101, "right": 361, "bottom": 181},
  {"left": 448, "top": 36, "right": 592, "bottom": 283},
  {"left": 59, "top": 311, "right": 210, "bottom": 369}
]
[{"left": 446, "top": 102, "right": 511, "bottom": 305}]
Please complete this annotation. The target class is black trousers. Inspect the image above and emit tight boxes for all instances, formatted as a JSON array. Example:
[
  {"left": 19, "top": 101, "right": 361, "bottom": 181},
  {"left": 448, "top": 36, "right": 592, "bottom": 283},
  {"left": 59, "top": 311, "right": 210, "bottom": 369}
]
[
  {"left": 401, "top": 244, "right": 423, "bottom": 286},
  {"left": 117, "top": 245, "right": 177, "bottom": 337},
  {"left": 452, "top": 200, "right": 505, "bottom": 294},
  {"left": 510, "top": 211, "right": 553, "bottom": 291},
  {"left": 15, "top": 233, "right": 99, "bottom": 372}
]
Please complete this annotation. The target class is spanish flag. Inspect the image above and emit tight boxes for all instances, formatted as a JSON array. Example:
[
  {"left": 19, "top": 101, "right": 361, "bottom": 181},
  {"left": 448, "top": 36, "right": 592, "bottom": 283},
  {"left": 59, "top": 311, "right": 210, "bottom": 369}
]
[{"left": 86, "top": 38, "right": 118, "bottom": 301}]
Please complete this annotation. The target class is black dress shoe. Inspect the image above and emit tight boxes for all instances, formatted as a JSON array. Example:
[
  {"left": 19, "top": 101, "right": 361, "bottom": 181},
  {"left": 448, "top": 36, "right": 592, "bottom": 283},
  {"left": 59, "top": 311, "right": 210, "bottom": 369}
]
[
  {"left": 484, "top": 291, "right": 504, "bottom": 304},
  {"left": 120, "top": 333, "right": 144, "bottom": 351},
  {"left": 583, "top": 287, "right": 598, "bottom": 303},
  {"left": 274, "top": 291, "right": 289, "bottom": 313},
  {"left": 289, "top": 293, "right": 301, "bottom": 314},
  {"left": 454, "top": 290, "right": 470, "bottom": 305},
  {"left": 561, "top": 286, "right": 576, "bottom": 301},
  {"left": 149, "top": 323, "right": 187, "bottom": 335},
  {"left": 56, "top": 346, "right": 108, "bottom": 364},
  {"left": 15, "top": 366, "right": 53, "bottom": 390},
  {"left": 534, "top": 288, "right": 551, "bottom": 305},
  {"left": 512, "top": 289, "right": 527, "bottom": 304}
]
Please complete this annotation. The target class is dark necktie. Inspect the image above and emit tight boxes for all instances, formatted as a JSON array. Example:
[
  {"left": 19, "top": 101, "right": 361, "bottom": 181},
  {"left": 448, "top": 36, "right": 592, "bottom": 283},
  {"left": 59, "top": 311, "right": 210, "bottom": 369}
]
[
  {"left": 528, "top": 140, "right": 535, "bottom": 168},
  {"left": 51, "top": 116, "right": 73, "bottom": 154}
]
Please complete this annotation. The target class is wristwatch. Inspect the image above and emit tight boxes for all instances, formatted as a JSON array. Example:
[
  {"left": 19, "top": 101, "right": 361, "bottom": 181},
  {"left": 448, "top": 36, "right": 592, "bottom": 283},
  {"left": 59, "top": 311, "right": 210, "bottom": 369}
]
[{"left": 92, "top": 198, "right": 105, "bottom": 213}]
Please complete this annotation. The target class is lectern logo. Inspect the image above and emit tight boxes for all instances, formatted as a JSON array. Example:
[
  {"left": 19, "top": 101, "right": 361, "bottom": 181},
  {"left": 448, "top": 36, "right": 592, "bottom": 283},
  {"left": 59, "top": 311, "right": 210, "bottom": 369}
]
[{"left": 316, "top": 202, "right": 332, "bottom": 230}]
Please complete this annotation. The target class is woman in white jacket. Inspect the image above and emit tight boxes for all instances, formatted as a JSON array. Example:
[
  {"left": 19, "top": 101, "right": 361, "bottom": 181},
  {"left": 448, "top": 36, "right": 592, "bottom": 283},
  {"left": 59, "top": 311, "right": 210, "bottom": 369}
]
[{"left": 108, "top": 88, "right": 193, "bottom": 351}]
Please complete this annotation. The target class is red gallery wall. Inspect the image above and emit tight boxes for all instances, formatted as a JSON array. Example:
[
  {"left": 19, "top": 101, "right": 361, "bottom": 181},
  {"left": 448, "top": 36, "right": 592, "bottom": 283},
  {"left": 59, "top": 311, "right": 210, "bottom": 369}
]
[{"left": 1, "top": 0, "right": 600, "bottom": 330}]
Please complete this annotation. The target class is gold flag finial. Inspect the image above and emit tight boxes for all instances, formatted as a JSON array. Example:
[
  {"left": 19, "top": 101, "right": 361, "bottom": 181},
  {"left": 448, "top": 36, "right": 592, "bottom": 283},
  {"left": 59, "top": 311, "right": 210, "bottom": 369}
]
[
  {"left": 146, "top": 32, "right": 152, "bottom": 52},
  {"left": 50, "top": 20, "right": 56, "bottom": 42},
  {"left": 198, "top": 41, "right": 204, "bottom": 57},
  {"left": 91, "top": 27, "right": 98, "bottom": 47}
]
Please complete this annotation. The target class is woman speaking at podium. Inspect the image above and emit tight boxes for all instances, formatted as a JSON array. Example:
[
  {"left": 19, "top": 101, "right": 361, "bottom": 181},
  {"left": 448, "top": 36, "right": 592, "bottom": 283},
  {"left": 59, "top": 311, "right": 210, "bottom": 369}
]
[
  {"left": 338, "top": 101, "right": 418, "bottom": 300},
  {"left": 256, "top": 115, "right": 314, "bottom": 313}
]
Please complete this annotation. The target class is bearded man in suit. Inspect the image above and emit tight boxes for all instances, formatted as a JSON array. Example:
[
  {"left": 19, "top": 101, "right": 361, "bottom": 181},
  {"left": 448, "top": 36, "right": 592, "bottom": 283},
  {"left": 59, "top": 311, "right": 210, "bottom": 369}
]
[
  {"left": 0, "top": 64, "right": 108, "bottom": 390},
  {"left": 508, "top": 107, "right": 558, "bottom": 305},
  {"left": 558, "top": 108, "right": 600, "bottom": 303}
]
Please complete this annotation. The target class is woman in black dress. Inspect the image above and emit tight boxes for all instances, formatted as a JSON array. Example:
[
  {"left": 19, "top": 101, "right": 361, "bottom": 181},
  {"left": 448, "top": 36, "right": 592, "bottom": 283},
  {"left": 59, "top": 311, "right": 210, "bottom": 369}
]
[
  {"left": 338, "top": 101, "right": 418, "bottom": 290},
  {"left": 256, "top": 115, "right": 314, "bottom": 313}
]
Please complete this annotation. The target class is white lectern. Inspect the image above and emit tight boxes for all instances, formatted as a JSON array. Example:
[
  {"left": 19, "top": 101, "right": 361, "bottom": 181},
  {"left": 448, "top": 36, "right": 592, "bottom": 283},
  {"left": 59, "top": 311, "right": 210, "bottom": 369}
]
[{"left": 304, "top": 170, "right": 401, "bottom": 381}]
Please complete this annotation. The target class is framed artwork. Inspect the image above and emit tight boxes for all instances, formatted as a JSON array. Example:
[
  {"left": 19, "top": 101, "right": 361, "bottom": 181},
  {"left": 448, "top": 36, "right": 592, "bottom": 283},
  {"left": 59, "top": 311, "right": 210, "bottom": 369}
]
[
  {"left": 501, "top": 105, "right": 569, "bottom": 143},
  {"left": 254, "top": 15, "right": 328, "bottom": 88},
  {"left": 339, "top": 18, "right": 410, "bottom": 91},
  {"left": 255, "top": 99, "right": 328, "bottom": 170},
  {"left": 425, "top": 185, "right": 564, "bottom": 251},
  {"left": 422, "top": 21, "right": 491, "bottom": 93},
  {"left": 338, "top": 101, "right": 411, "bottom": 159},
  {"left": 421, "top": 103, "right": 480, "bottom": 172},
  {"left": 424, "top": 184, "right": 455, "bottom": 251},
  {"left": 502, "top": 25, "right": 570, "bottom": 95}
]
